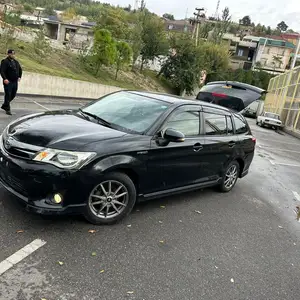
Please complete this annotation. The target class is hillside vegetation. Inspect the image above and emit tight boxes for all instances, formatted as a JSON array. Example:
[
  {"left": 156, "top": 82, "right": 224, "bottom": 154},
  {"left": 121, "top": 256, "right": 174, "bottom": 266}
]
[{"left": 0, "top": 39, "right": 173, "bottom": 93}]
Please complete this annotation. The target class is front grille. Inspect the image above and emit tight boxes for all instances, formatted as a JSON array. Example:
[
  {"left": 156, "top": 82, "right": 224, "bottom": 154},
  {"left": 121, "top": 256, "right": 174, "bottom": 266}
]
[
  {"left": 4, "top": 147, "right": 36, "bottom": 159},
  {"left": 2, "top": 136, "right": 40, "bottom": 160}
]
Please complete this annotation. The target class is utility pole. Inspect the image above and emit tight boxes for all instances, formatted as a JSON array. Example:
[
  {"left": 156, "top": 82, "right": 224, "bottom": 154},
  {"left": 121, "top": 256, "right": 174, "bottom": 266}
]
[{"left": 191, "top": 7, "right": 205, "bottom": 46}]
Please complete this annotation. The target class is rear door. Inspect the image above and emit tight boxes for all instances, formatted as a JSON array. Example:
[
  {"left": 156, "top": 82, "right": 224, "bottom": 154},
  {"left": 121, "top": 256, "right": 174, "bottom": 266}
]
[
  {"left": 201, "top": 107, "right": 240, "bottom": 179},
  {"left": 232, "top": 114, "right": 255, "bottom": 174}
]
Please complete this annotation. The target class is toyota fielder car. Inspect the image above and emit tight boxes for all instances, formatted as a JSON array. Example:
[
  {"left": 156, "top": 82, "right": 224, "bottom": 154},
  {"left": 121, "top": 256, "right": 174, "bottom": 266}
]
[{"left": 0, "top": 91, "right": 256, "bottom": 225}]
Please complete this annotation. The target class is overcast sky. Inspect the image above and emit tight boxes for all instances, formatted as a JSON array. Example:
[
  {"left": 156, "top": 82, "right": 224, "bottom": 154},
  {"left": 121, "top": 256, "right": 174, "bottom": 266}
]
[{"left": 104, "top": 0, "right": 300, "bottom": 31}]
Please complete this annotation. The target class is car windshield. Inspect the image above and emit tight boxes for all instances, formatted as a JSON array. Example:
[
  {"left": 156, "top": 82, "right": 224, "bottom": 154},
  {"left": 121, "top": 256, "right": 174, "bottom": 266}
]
[
  {"left": 81, "top": 91, "right": 170, "bottom": 133},
  {"left": 265, "top": 113, "right": 280, "bottom": 120}
]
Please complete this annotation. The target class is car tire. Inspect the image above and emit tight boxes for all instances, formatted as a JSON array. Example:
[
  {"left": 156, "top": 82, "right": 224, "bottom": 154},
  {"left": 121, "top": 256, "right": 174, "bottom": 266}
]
[
  {"left": 219, "top": 161, "right": 240, "bottom": 193},
  {"left": 83, "top": 172, "right": 136, "bottom": 225}
]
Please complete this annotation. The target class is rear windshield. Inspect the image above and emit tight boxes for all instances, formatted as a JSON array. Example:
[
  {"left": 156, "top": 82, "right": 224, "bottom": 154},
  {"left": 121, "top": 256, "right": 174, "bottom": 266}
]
[
  {"left": 265, "top": 113, "right": 280, "bottom": 120},
  {"left": 199, "top": 84, "right": 262, "bottom": 102}
]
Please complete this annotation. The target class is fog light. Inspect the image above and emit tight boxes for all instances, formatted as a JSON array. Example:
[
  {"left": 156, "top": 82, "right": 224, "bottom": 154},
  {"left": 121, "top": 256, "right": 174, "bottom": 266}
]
[{"left": 53, "top": 193, "right": 62, "bottom": 204}]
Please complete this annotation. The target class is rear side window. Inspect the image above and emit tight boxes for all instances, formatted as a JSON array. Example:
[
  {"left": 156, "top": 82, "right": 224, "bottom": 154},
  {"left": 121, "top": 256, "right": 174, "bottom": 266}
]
[
  {"left": 233, "top": 115, "right": 248, "bottom": 134},
  {"left": 204, "top": 112, "right": 233, "bottom": 135}
]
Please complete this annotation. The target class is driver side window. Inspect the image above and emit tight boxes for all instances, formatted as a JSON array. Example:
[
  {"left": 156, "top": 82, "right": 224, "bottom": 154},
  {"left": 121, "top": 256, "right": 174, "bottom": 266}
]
[{"left": 163, "top": 110, "right": 200, "bottom": 136}]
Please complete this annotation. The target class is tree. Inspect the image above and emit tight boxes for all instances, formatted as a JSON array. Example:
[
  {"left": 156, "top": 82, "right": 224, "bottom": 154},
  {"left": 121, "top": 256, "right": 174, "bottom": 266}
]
[
  {"left": 44, "top": 6, "right": 56, "bottom": 16},
  {"left": 272, "top": 55, "right": 283, "bottom": 69},
  {"left": 239, "top": 15, "right": 251, "bottom": 26},
  {"left": 33, "top": 29, "right": 51, "bottom": 63},
  {"left": 159, "top": 35, "right": 230, "bottom": 95},
  {"left": 277, "top": 21, "right": 288, "bottom": 32},
  {"left": 61, "top": 7, "right": 79, "bottom": 22},
  {"left": 210, "top": 7, "right": 231, "bottom": 44},
  {"left": 140, "top": 14, "right": 169, "bottom": 70},
  {"left": 96, "top": 6, "right": 130, "bottom": 39},
  {"left": 115, "top": 41, "right": 132, "bottom": 79},
  {"left": 162, "top": 13, "right": 175, "bottom": 20},
  {"left": 266, "top": 26, "right": 272, "bottom": 35},
  {"left": 92, "top": 29, "right": 116, "bottom": 75}
]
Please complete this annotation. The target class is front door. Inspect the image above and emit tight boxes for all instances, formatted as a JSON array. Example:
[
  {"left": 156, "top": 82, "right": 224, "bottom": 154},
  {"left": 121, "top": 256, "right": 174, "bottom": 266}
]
[{"left": 147, "top": 105, "right": 208, "bottom": 192}]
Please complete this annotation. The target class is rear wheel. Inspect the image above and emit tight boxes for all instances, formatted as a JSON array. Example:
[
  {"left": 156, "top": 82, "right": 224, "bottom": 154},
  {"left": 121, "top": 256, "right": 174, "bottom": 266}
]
[
  {"left": 83, "top": 172, "right": 136, "bottom": 225},
  {"left": 219, "top": 161, "right": 240, "bottom": 193}
]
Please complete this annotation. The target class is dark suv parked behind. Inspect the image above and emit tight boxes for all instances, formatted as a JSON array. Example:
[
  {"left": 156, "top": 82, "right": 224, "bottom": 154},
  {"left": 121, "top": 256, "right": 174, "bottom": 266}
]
[{"left": 0, "top": 91, "right": 256, "bottom": 224}]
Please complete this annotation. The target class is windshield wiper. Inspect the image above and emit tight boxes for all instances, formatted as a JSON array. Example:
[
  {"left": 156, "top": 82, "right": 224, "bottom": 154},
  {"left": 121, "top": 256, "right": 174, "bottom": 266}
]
[{"left": 79, "top": 109, "right": 112, "bottom": 127}]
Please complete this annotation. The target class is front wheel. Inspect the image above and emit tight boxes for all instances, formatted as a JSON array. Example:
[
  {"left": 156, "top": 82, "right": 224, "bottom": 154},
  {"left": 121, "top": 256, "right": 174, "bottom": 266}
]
[
  {"left": 83, "top": 172, "right": 136, "bottom": 225},
  {"left": 219, "top": 161, "right": 240, "bottom": 193}
]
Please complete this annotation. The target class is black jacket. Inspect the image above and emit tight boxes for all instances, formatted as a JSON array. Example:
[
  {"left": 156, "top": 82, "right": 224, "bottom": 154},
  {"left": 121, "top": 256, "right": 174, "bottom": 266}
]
[{"left": 0, "top": 57, "right": 23, "bottom": 82}]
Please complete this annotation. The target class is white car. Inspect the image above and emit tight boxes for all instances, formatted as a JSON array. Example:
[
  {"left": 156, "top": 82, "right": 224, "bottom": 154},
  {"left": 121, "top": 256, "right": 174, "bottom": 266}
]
[{"left": 256, "top": 112, "right": 282, "bottom": 129}]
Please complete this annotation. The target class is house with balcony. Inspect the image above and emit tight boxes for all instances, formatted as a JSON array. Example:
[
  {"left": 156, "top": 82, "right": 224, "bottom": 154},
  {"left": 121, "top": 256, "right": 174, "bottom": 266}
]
[
  {"left": 254, "top": 38, "right": 295, "bottom": 74},
  {"left": 222, "top": 34, "right": 259, "bottom": 70}
]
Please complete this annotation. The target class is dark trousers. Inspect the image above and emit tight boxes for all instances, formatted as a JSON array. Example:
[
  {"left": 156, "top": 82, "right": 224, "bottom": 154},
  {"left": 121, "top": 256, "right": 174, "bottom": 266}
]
[{"left": 2, "top": 81, "right": 18, "bottom": 111}]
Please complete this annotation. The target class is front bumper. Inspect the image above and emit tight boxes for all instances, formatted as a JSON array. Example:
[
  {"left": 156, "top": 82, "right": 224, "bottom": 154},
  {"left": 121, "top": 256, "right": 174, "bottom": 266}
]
[{"left": 0, "top": 147, "right": 88, "bottom": 215}]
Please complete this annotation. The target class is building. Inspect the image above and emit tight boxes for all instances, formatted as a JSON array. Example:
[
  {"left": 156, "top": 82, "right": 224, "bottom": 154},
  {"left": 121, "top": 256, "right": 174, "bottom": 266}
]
[
  {"left": 163, "top": 19, "right": 193, "bottom": 34},
  {"left": 44, "top": 19, "right": 95, "bottom": 49},
  {"left": 254, "top": 38, "right": 295, "bottom": 74},
  {"left": 222, "top": 34, "right": 259, "bottom": 70}
]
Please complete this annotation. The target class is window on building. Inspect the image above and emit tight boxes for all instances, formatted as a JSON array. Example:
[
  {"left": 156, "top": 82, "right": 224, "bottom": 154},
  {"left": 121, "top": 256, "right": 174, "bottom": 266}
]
[
  {"left": 233, "top": 115, "right": 248, "bottom": 134},
  {"left": 164, "top": 110, "right": 200, "bottom": 136},
  {"left": 204, "top": 113, "right": 233, "bottom": 135},
  {"left": 237, "top": 49, "right": 244, "bottom": 57}
]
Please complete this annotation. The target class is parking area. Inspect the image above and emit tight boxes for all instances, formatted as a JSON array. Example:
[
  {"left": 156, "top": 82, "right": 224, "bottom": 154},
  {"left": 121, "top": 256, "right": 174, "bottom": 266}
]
[{"left": 1, "top": 106, "right": 300, "bottom": 300}]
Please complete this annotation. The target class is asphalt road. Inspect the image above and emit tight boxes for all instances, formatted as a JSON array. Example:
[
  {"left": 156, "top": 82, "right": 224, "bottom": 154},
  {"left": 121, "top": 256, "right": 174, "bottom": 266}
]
[{"left": 1, "top": 104, "right": 300, "bottom": 300}]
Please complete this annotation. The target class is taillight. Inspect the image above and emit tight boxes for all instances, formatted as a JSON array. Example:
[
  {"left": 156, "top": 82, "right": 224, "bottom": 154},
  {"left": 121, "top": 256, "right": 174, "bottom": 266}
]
[
  {"left": 252, "top": 137, "right": 256, "bottom": 143},
  {"left": 212, "top": 92, "right": 227, "bottom": 98}
]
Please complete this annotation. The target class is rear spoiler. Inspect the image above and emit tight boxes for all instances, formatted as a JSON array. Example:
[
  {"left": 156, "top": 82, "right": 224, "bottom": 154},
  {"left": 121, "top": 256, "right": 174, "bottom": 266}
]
[{"left": 207, "top": 81, "right": 266, "bottom": 95}]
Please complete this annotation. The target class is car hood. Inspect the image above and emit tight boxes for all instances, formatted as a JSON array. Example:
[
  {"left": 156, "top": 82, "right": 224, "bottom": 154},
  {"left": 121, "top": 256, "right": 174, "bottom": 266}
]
[{"left": 7, "top": 111, "right": 127, "bottom": 150}]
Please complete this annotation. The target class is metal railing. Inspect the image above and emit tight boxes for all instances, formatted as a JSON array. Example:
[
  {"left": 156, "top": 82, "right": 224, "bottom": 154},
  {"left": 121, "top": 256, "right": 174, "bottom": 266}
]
[{"left": 264, "top": 66, "right": 300, "bottom": 133}]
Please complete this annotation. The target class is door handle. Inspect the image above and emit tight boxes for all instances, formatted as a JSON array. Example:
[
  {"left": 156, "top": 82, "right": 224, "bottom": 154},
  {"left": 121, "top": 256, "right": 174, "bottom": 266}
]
[
  {"left": 193, "top": 143, "right": 203, "bottom": 152},
  {"left": 228, "top": 141, "right": 236, "bottom": 148}
]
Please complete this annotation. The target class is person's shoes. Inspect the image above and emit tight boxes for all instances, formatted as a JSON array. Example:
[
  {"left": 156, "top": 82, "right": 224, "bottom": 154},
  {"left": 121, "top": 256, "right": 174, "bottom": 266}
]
[{"left": 6, "top": 110, "right": 12, "bottom": 116}]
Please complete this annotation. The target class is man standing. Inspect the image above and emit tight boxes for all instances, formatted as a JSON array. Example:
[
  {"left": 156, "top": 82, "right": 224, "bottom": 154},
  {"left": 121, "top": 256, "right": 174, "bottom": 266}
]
[{"left": 0, "top": 50, "right": 22, "bottom": 115}]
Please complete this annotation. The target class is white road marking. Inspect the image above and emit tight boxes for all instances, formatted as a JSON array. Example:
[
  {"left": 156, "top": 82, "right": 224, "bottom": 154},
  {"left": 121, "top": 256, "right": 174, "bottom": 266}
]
[
  {"left": 259, "top": 146, "right": 300, "bottom": 154},
  {"left": 255, "top": 139, "right": 300, "bottom": 146},
  {"left": 0, "top": 239, "right": 46, "bottom": 276},
  {"left": 18, "top": 96, "right": 51, "bottom": 111},
  {"left": 273, "top": 161, "right": 300, "bottom": 168},
  {"left": 269, "top": 160, "right": 276, "bottom": 165},
  {"left": 292, "top": 191, "right": 300, "bottom": 202}
]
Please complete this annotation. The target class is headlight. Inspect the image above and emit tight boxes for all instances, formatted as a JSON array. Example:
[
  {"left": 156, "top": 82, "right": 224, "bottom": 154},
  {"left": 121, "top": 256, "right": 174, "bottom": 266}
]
[{"left": 33, "top": 149, "right": 96, "bottom": 169}]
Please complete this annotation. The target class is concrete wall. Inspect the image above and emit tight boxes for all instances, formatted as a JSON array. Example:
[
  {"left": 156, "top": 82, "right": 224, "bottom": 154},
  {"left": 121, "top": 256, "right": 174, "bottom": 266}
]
[{"left": 0, "top": 72, "right": 122, "bottom": 99}]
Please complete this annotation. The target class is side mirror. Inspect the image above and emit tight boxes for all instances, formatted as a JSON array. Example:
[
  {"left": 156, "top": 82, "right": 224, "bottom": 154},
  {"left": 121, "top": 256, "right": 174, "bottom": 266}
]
[{"left": 163, "top": 128, "right": 185, "bottom": 143}]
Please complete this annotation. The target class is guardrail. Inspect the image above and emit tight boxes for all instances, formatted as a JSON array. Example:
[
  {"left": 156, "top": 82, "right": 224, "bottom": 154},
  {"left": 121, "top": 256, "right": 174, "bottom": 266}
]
[{"left": 264, "top": 66, "right": 300, "bottom": 134}]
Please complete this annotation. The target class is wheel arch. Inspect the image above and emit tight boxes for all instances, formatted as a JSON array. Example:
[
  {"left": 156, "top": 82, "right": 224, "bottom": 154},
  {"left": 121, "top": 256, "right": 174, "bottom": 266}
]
[{"left": 235, "top": 157, "right": 245, "bottom": 177}]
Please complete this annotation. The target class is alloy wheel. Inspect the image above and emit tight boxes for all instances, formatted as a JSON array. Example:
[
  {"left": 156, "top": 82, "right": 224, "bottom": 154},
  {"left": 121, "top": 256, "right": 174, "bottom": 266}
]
[
  {"left": 88, "top": 180, "right": 129, "bottom": 219},
  {"left": 224, "top": 165, "right": 238, "bottom": 189}
]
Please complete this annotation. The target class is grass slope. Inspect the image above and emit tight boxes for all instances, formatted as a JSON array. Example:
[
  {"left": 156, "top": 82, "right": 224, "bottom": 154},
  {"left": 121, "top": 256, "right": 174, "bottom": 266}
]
[{"left": 1, "top": 39, "right": 174, "bottom": 93}]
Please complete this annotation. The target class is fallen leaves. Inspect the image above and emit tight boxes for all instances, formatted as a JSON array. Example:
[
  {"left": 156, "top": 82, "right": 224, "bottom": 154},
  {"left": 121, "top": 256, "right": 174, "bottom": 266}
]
[
  {"left": 92, "top": 252, "right": 97, "bottom": 256},
  {"left": 158, "top": 221, "right": 163, "bottom": 224},
  {"left": 278, "top": 225, "right": 283, "bottom": 229},
  {"left": 127, "top": 225, "right": 132, "bottom": 228},
  {"left": 160, "top": 205, "right": 166, "bottom": 209},
  {"left": 57, "top": 261, "right": 64, "bottom": 266},
  {"left": 230, "top": 278, "right": 234, "bottom": 283},
  {"left": 195, "top": 210, "right": 202, "bottom": 214},
  {"left": 99, "top": 270, "right": 105, "bottom": 274},
  {"left": 16, "top": 230, "right": 24, "bottom": 234},
  {"left": 88, "top": 229, "right": 97, "bottom": 234},
  {"left": 159, "top": 240, "right": 164, "bottom": 244},
  {"left": 127, "top": 291, "right": 134, "bottom": 295}
]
